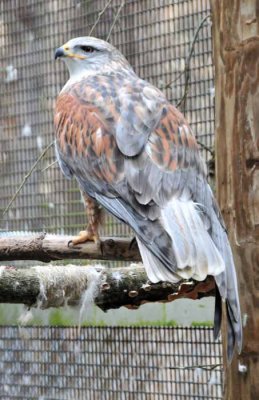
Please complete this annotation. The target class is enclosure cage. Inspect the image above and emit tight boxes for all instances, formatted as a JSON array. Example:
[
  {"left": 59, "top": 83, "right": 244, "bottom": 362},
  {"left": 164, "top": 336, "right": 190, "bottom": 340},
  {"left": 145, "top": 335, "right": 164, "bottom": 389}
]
[
  {"left": 0, "top": 326, "right": 223, "bottom": 399},
  {"left": 0, "top": 0, "right": 214, "bottom": 235},
  {"left": 0, "top": 0, "right": 222, "bottom": 399}
]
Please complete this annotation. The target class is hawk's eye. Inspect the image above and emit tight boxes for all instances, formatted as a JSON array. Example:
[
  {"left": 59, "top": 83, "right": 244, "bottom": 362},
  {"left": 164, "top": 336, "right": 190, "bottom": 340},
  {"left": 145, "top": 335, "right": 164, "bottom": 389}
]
[{"left": 80, "top": 46, "right": 95, "bottom": 53}]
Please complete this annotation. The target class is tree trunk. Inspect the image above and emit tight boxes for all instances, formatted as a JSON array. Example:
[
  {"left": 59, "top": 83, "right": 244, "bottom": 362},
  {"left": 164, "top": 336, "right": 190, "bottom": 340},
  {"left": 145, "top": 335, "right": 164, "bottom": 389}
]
[{"left": 211, "top": 1, "right": 259, "bottom": 398}]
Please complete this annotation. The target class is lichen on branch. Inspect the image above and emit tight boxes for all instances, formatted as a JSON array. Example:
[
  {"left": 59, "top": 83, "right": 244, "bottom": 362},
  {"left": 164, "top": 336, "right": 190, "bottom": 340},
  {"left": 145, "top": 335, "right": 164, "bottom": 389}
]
[{"left": 0, "top": 264, "right": 215, "bottom": 312}]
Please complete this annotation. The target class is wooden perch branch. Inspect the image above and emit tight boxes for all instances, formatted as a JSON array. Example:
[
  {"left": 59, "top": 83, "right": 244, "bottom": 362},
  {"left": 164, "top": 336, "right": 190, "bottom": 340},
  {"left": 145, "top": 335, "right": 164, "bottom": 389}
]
[
  {"left": 0, "top": 234, "right": 216, "bottom": 311},
  {"left": 0, "top": 264, "right": 215, "bottom": 311},
  {"left": 0, "top": 234, "right": 140, "bottom": 262}
]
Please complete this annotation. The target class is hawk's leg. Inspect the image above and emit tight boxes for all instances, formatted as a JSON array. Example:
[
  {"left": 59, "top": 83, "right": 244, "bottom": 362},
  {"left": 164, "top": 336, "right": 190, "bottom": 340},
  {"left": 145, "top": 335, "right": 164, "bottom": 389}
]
[{"left": 69, "top": 194, "right": 102, "bottom": 246}]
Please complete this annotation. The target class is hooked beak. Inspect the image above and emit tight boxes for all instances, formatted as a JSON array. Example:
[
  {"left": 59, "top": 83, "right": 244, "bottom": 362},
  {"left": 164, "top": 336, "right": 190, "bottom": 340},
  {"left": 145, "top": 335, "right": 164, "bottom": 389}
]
[
  {"left": 55, "top": 47, "right": 65, "bottom": 60},
  {"left": 54, "top": 45, "right": 86, "bottom": 60}
]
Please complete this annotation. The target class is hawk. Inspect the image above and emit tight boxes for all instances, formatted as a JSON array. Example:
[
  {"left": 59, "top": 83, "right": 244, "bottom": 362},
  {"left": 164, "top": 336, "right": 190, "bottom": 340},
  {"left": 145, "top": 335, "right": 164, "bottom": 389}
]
[{"left": 54, "top": 37, "right": 242, "bottom": 360}]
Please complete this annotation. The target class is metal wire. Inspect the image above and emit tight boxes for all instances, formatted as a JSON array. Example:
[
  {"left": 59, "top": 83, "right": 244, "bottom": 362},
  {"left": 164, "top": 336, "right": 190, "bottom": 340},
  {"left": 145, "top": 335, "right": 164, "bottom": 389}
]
[
  {"left": 0, "top": 0, "right": 214, "bottom": 235},
  {"left": 0, "top": 326, "right": 222, "bottom": 399}
]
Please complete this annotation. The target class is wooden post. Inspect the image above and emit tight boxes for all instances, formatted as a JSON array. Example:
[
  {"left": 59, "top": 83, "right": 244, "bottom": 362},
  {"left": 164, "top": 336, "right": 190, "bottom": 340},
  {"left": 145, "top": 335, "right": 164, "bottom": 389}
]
[{"left": 211, "top": 0, "right": 259, "bottom": 398}]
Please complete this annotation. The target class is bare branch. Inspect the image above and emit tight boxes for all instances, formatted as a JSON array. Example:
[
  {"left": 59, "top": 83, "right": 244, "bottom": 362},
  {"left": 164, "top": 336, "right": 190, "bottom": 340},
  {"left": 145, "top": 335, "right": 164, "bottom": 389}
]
[
  {"left": 106, "top": 1, "right": 125, "bottom": 41},
  {"left": 88, "top": 0, "right": 113, "bottom": 36},
  {"left": 0, "top": 264, "right": 215, "bottom": 311},
  {"left": 163, "top": 14, "right": 211, "bottom": 113},
  {"left": 0, "top": 234, "right": 141, "bottom": 263},
  {"left": 1, "top": 141, "right": 54, "bottom": 219},
  {"left": 176, "top": 14, "right": 211, "bottom": 112},
  {"left": 41, "top": 159, "right": 58, "bottom": 172},
  {"left": 197, "top": 139, "right": 214, "bottom": 155},
  {"left": 163, "top": 69, "right": 186, "bottom": 90},
  {"left": 168, "top": 363, "right": 223, "bottom": 371}
]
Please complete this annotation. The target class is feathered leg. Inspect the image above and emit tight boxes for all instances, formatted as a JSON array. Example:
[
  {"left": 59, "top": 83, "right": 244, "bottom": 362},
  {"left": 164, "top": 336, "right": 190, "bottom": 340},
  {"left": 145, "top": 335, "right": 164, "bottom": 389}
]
[{"left": 70, "top": 193, "right": 102, "bottom": 245}]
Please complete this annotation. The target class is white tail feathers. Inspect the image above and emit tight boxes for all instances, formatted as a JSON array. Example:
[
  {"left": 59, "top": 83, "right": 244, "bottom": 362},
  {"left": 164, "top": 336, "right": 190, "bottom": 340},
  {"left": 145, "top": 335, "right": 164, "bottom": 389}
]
[
  {"left": 136, "top": 197, "right": 242, "bottom": 360},
  {"left": 138, "top": 198, "right": 225, "bottom": 284},
  {"left": 136, "top": 237, "right": 181, "bottom": 283}
]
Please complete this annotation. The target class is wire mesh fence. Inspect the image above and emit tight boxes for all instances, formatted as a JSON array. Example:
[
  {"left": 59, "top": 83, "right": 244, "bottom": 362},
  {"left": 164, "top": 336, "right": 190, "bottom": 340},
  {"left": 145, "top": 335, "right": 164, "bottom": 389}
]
[
  {"left": 0, "top": 0, "right": 214, "bottom": 235},
  {"left": 0, "top": 2, "right": 220, "bottom": 398},
  {"left": 0, "top": 326, "right": 223, "bottom": 400}
]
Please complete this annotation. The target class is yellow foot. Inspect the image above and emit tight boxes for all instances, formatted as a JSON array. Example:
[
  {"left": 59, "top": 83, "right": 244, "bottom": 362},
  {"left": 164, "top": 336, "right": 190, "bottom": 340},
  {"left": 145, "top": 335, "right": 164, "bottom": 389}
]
[{"left": 68, "top": 230, "right": 100, "bottom": 247}]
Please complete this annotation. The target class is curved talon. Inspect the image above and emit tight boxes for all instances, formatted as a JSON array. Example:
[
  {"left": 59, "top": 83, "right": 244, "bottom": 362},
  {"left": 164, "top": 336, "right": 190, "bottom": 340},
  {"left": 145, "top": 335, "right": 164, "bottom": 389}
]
[
  {"left": 129, "top": 236, "right": 137, "bottom": 250},
  {"left": 68, "top": 229, "right": 100, "bottom": 246}
]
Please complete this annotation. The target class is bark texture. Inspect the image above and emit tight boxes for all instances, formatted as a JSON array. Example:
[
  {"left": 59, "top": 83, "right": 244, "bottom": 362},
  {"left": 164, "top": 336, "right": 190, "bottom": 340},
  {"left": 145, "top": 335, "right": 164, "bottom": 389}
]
[
  {"left": 0, "top": 234, "right": 140, "bottom": 262},
  {"left": 211, "top": 1, "right": 259, "bottom": 398},
  {"left": 0, "top": 264, "right": 215, "bottom": 312}
]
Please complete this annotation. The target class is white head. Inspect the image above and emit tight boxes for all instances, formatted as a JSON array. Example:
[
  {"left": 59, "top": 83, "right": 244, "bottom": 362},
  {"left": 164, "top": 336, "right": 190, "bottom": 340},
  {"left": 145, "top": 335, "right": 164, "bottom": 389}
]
[{"left": 55, "top": 36, "right": 132, "bottom": 79}]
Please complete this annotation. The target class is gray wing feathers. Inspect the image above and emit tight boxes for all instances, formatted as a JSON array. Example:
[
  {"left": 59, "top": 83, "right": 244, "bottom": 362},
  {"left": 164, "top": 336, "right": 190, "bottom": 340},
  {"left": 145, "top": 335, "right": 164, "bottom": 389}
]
[
  {"left": 136, "top": 238, "right": 181, "bottom": 283},
  {"left": 94, "top": 192, "right": 178, "bottom": 274},
  {"left": 210, "top": 209, "right": 242, "bottom": 360},
  {"left": 115, "top": 84, "right": 165, "bottom": 156},
  {"left": 55, "top": 141, "right": 74, "bottom": 179},
  {"left": 124, "top": 150, "right": 242, "bottom": 360},
  {"left": 213, "top": 286, "right": 222, "bottom": 340}
]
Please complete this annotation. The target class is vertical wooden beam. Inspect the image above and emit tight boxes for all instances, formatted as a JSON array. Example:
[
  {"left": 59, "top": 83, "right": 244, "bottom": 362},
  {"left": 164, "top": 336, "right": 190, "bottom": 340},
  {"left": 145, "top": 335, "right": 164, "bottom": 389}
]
[{"left": 211, "top": 0, "right": 259, "bottom": 398}]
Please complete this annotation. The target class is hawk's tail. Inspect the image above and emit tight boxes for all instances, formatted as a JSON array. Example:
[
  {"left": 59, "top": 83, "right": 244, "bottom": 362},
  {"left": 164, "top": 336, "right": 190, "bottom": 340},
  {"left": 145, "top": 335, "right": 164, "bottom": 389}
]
[
  {"left": 95, "top": 191, "right": 242, "bottom": 359},
  {"left": 138, "top": 198, "right": 226, "bottom": 284},
  {"left": 136, "top": 198, "right": 242, "bottom": 361}
]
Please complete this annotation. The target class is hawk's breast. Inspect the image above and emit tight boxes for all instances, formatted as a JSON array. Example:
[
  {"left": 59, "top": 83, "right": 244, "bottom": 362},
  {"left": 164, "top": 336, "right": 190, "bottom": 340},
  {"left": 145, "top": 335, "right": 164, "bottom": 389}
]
[{"left": 54, "top": 79, "right": 125, "bottom": 187}]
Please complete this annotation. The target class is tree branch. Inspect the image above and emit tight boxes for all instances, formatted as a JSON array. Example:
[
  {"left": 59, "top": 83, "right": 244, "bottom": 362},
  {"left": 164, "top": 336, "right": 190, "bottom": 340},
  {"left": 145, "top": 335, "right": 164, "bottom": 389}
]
[
  {"left": 162, "top": 14, "right": 211, "bottom": 113},
  {"left": 106, "top": 1, "right": 125, "bottom": 41},
  {"left": 0, "top": 264, "right": 215, "bottom": 311},
  {"left": 1, "top": 142, "right": 54, "bottom": 219},
  {"left": 0, "top": 234, "right": 216, "bottom": 312},
  {"left": 176, "top": 14, "right": 211, "bottom": 112},
  {"left": 88, "top": 0, "right": 113, "bottom": 36},
  {"left": 0, "top": 234, "right": 140, "bottom": 262}
]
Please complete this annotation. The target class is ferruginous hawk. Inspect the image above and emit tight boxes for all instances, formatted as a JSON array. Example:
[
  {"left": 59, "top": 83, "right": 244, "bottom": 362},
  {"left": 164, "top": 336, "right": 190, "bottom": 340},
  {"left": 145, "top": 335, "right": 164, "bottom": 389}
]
[{"left": 54, "top": 37, "right": 242, "bottom": 360}]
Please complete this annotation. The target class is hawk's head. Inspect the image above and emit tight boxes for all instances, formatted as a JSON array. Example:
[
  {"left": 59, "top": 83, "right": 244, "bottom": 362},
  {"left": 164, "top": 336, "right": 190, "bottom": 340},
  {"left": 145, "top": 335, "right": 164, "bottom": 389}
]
[{"left": 55, "top": 36, "right": 132, "bottom": 78}]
